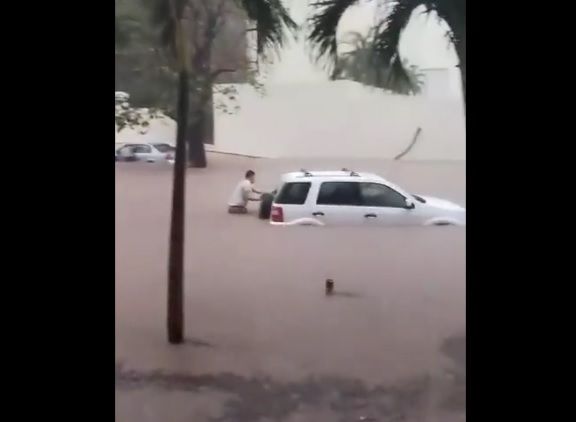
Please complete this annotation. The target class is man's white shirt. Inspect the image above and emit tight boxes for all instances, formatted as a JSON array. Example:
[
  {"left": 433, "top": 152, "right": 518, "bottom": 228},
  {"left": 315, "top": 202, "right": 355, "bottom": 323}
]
[{"left": 228, "top": 179, "right": 253, "bottom": 207}]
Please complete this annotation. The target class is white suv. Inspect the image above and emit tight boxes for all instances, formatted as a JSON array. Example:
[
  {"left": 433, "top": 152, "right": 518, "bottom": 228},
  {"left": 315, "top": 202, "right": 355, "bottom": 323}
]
[{"left": 269, "top": 170, "right": 465, "bottom": 227}]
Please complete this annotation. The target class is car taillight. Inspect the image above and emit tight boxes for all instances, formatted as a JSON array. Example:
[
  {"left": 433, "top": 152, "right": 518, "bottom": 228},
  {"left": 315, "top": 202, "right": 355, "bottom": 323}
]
[{"left": 271, "top": 205, "right": 284, "bottom": 222}]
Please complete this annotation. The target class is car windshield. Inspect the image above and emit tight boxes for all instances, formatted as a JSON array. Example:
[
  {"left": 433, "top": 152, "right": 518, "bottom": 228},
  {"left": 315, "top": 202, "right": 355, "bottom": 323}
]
[{"left": 152, "top": 144, "right": 175, "bottom": 153}]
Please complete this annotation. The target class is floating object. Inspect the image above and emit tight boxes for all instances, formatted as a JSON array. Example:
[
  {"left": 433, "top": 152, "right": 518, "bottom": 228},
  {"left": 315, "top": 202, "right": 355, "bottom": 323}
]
[{"left": 325, "top": 279, "right": 334, "bottom": 295}]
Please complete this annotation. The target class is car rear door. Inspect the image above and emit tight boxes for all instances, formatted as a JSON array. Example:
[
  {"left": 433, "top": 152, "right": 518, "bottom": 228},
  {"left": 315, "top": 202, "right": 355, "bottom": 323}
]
[{"left": 311, "top": 181, "right": 366, "bottom": 225}]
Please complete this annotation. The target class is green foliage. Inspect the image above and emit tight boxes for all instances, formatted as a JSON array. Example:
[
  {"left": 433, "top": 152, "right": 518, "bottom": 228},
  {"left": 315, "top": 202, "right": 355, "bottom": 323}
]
[
  {"left": 115, "top": 0, "right": 273, "bottom": 118},
  {"left": 115, "top": 92, "right": 162, "bottom": 133},
  {"left": 115, "top": 0, "right": 156, "bottom": 49},
  {"left": 333, "top": 30, "right": 423, "bottom": 95}
]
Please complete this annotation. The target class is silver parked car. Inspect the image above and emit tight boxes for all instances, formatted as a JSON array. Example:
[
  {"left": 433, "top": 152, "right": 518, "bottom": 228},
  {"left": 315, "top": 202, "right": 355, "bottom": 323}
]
[{"left": 115, "top": 142, "right": 175, "bottom": 163}]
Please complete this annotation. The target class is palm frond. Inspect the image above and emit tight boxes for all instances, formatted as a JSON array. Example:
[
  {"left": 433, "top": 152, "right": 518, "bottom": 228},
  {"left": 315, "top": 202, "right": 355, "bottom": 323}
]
[
  {"left": 387, "top": 55, "right": 415, "bottom": 94},
  {"left": 237, "top": 0, "right": 298, "bottom": 54},
  {"left": 308, "top": 0, "right": 361, "bottom": 62},
  {"left": 332, "top": 29, "right": 422, "bottom": 95},
  {"left": 431, "top": 0, "right": 466, "bottom": 46},
  {"left": 371, "top": 0, "right": 426, "bottom": 88}
]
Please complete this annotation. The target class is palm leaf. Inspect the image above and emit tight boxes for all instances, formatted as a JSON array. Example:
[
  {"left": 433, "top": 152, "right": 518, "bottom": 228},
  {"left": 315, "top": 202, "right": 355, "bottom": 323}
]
[
  {"left": 308, "top": 0, "right": 361, "bottom": 61},
  {"left": 331, "top": 29, "right": 422, "bottom": 95},
  {"left": 236, "top": 0, "right": 298, "bottom": 54},
  {"left": 370, "top": 1, "right": 427, "bottom": 87},
  {"left": 423, "top": 0, "right": 466, "bottom": 45}
]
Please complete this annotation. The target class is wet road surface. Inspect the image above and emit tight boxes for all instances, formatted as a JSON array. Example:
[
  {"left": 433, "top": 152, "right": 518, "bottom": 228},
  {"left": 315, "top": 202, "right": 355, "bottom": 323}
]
[{"left": 115, "top": 155, "right": 466, "bottom": 421}]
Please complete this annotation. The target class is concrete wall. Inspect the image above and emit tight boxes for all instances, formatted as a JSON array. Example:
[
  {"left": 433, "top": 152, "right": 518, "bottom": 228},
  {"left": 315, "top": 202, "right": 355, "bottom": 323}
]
[
  {"left": 214, "top": 81, "right": 466, "bottom": 160},
  {"left": 116, "top": 81, "right": 466, "bottom": 161}
]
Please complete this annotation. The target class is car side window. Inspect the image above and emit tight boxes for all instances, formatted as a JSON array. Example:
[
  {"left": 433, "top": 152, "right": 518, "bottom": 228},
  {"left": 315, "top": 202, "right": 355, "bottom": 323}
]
[
  {"left": 132, "top": 145, "right": 152, "bottom": 154},
  {"left": 276, "top": 182, "right": 311, "bottom": 205},
  {"left": 317, "top": 182, "right": 361, "bottom": 205},
  {"left": 118, "top": 145, "right": 134, "bottom": 155},
  {"left": 152, "top": 144, "right": 174, "bottom": 153},
  {"left": 359, "top": 183, "right": 407, "bottom": 208}
]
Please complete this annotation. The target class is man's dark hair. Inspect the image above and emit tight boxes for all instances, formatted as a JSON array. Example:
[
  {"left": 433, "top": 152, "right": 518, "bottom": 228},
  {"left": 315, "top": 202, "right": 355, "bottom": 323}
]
[{"left": 245, "top": 170, "right": 255, "bottom": 178}]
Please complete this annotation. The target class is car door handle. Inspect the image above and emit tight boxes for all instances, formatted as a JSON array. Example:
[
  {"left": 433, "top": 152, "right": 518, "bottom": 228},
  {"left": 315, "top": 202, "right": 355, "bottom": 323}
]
[
  {"left": 364, "top": 213, "right": 377, "bottom": 218},
  {"left": 312, "top": 212, "right": 325, "bottom": 216}
]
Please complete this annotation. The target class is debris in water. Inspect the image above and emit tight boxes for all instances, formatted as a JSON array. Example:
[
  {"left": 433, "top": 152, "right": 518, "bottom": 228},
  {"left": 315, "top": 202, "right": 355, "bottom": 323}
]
[{"left": 325, "top": 279, "right": 334, "bottom": 295}]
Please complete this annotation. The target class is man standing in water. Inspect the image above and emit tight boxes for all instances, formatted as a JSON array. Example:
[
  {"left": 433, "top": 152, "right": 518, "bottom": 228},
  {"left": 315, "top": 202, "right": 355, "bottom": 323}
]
[{"left": 228, "top": 170, "right": 262, "bottom": 214}]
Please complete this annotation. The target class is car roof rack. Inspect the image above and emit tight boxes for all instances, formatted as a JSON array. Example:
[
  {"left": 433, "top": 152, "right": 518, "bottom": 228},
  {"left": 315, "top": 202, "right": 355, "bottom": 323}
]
[
  {"left": 341, "top": 168, "right": 359, "bottom": 177},
  {"left": 298, "top": 169, "right": 359, "bottom": 177}
]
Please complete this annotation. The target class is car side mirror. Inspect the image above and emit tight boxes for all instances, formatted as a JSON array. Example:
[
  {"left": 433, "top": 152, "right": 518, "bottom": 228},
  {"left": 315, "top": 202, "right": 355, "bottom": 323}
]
[{"left": 405, "top": 199, "right": 415, "bottom": 210}]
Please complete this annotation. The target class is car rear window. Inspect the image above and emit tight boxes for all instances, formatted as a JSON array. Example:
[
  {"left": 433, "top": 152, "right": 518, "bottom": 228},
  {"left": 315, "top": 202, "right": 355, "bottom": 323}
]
[
  {"left": 275, "top": 182, "right": 311, "bottom": 205},
  {"left": 152, "top": 143, "right": 175, "bottom": 153},
  {"left": 317, "top": 182, "right": 361, "bottom": 205},
  {"left": 132, "top": 144, "right": 152, "bottom": 153}
]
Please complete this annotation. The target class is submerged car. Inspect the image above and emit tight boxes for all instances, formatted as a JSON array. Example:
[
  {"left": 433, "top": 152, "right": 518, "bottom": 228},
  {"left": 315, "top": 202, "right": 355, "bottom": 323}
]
[
  {"left": 115, "top": 142, "right": 175, "bottom": 163},
  {"left": 261, "top": 169, "right": 465, "bottom": 227}
]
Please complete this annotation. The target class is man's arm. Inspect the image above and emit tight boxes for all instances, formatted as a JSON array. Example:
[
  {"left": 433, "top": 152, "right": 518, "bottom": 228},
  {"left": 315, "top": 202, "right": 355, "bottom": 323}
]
[{"left": 242, "top": 185, "right": 261, "bottom": 201}]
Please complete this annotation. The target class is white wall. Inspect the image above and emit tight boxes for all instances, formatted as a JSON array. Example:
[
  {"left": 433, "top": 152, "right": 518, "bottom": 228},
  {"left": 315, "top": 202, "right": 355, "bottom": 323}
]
[
  {"left": 115, "top": 81, "right": 465, "bottom": 161},
  {"left": 214, "top": 81, "right": 465, "bottom": 160}
]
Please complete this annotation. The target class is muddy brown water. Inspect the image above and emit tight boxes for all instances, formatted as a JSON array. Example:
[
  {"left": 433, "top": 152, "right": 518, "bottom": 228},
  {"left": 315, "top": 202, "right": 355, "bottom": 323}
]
[{"left": 115, "top": 154, "right": 466, "bottom": 422}]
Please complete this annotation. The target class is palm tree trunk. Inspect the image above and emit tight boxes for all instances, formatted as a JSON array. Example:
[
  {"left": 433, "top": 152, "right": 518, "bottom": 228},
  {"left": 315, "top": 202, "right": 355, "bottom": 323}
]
[{"left": 167, "top": 69, "right": 189, "bottom": 344}]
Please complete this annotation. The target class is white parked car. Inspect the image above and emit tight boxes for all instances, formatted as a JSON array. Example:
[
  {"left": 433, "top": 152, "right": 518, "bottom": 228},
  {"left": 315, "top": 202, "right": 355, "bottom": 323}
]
[
  {"left": 267, "top": 170, "right": 465, "bottom": 227},
  {"left": 115, "top": 142, "right": 175, "bottom": 163}
]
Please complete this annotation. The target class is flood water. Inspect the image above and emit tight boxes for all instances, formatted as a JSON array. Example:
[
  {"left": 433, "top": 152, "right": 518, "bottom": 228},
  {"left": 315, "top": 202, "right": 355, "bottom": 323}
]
[{"left": 115, "top": 154, "right": 466, "bottom": 422}]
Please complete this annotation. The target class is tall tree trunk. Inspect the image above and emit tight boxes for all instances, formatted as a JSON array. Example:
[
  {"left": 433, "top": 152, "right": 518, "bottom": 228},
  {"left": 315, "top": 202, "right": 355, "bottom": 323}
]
[
  {"left": 187, "top": 107, "right": 207, "bottom": 168},
  {"left": 204, "top": 87, "right": 214, "bottom": 145},
  {"left": 167, "top": 69, "right": 189, "bottom": 344}
]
